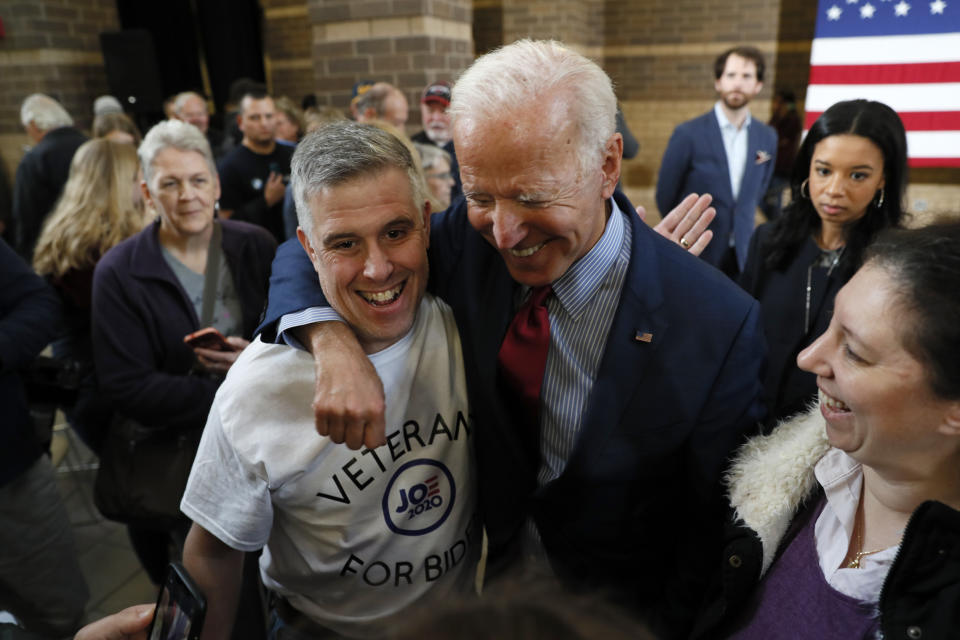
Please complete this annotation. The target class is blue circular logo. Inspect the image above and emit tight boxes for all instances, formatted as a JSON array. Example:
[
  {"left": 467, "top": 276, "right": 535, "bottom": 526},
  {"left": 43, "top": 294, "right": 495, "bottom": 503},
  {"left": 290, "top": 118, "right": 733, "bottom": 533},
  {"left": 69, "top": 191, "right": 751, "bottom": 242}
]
[{"left": 382, "top": 459, "right": 456, "bottom": 536}]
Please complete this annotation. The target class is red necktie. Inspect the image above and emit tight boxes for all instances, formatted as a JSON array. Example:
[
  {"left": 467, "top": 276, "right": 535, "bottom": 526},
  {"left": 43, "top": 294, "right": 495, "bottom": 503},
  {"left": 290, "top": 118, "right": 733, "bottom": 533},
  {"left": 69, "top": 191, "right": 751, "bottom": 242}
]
[{"left": 497, "top": 286, "right": 552, "bottom": 423}]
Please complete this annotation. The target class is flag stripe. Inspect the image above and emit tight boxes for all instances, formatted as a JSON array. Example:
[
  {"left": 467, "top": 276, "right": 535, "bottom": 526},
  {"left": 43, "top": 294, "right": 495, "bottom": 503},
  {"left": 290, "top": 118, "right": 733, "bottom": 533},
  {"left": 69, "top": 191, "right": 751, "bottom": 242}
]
[
  {"left": 805, "top": 83, "right": 960, "bottom": 112},
  {"left": 797, "top": 131, "right": 960, "bottom": 162},
  {"left": 810, "top": 33, "right": 960, "bottom": 65},
  {"left": 910, "top": 158, "right": 960, "bottom": 167},
  {"left": 804, "top": 110, "right": 960, "bottom": 131},
  {"left": 809, "top": 2, "right": 959, "bottom": 167},
  {"left": 904, "top": 131, "right": 960, "bottom": 158},
  {"left": 809, "top": 61, "right": 960, "bottom": 85}
]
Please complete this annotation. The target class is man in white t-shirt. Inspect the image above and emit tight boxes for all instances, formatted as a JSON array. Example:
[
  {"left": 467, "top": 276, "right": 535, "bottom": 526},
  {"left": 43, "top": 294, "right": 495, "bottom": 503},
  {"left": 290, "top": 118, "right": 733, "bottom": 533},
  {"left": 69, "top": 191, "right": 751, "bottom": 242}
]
[{"left": 180, "top": 121, "right": 476, "bottom": 639}]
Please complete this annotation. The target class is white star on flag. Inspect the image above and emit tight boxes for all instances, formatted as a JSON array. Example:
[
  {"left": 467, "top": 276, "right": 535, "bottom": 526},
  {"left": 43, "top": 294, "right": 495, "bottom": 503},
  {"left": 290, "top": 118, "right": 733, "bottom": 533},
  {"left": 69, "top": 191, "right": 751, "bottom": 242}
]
[
  {"left": 930, "top": 0, "right": 947, "bottom": 12},
  {"left": 828, "top": 4, "right": 844, "bottom": 18},
  {"left": 895, "top": 1, "right": 911, "bottom": 14},
  {"left": 846, "top": 0, "right": 858, "bottom": 4},
  {"left": 861, "top": 2, "right": 877, "bottom": 15}
]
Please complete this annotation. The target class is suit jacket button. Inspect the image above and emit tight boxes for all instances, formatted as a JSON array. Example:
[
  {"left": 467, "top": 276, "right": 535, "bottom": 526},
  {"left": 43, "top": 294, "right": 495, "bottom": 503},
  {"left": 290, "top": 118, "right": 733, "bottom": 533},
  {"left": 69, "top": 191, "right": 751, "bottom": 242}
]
[
  {"left": 728, "top": 554, "right": 742, "bottom": 568},
  {"left": 907, "top": 626, "right": 922, "bottom": 639}
]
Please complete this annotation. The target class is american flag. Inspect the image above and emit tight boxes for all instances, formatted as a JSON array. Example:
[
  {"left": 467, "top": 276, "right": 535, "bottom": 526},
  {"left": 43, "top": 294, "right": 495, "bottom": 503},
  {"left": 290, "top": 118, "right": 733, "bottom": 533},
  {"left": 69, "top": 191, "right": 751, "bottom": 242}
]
[{"left": 806, "top": 0, "right": 960, "bottom": 167}]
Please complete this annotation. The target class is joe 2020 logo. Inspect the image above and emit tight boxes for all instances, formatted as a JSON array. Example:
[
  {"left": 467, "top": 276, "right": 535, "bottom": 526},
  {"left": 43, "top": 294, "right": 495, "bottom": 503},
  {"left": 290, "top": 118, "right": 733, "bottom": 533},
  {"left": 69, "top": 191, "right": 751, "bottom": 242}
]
[{"left": 382, "top": 459, "right": 456, "bottom": 536}]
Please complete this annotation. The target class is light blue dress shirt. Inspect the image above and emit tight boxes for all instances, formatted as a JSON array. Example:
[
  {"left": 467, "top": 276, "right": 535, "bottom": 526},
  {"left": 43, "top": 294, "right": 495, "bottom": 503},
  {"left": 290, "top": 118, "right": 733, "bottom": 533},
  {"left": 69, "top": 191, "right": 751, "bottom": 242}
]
[{"left": 714, "top": 101, "right": 752, "bottom": 203}]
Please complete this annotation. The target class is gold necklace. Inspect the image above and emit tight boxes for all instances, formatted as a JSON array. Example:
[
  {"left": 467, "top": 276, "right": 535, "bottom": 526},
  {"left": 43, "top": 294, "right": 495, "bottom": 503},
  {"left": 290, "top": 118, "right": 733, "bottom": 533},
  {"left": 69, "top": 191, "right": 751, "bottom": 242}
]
[{"left": 845, "top": 508, "right": 898, "bottom": 569}]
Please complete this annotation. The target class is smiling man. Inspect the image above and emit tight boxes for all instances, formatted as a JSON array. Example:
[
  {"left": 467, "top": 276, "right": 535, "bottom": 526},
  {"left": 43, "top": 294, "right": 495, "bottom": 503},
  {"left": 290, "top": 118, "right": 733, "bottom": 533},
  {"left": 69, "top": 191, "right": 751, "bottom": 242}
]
[
  {"left": 657, "top": 46, "right": 777, "bottom": 277},
  {"left": 262, "top": 40, "right": 766, "bottom": 638},
  {"left": 181, "top": 122, "right": 476, "bottom": 639}
]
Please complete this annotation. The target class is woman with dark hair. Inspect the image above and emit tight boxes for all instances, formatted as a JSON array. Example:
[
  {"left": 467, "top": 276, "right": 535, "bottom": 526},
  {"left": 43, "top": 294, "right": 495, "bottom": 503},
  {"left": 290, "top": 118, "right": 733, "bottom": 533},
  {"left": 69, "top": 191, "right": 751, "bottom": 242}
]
[
  {"left": 694, "top": 223, "right": 960, "bottom": 639},
  {"left": 739, "top": 99, "right": 908, "bottom": 426}
]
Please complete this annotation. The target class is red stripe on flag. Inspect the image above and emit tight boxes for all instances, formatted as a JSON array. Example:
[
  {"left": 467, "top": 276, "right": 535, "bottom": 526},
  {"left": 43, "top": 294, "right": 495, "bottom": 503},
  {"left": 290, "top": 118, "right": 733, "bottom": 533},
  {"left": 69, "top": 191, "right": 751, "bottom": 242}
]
[
  {"left": 809, "top": 62, "right": 960, "bottom": 85},
  {"left": 909, "top": 157, "right": 960, "bottom": 167},
  {"left": 804, "top": 111, "right": 960, "bottom": 131}
]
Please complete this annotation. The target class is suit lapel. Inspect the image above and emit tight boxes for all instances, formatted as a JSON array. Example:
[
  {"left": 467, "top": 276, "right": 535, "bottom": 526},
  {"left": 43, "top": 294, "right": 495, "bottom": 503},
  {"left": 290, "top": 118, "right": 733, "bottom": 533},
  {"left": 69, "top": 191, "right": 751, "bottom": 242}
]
[
  {"left": 705, "top": 112, "right": 735, "bottom": 206},
  {"left": 739, "top": 121, "right": 764, "bottom": 210}
]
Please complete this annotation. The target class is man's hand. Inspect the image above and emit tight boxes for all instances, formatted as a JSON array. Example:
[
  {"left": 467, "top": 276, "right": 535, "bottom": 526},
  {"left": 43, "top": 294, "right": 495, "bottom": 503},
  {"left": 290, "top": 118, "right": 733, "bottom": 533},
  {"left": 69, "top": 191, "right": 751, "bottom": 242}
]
[
  {"left": 638, "top": 193, "right": 715, "bottom": 257},
  {"left": 74, "top": 604, "right": 154, "bottom": 640},
  {"left": 263, "top": 172, "right": 286, "bottom": 207},
  {"left": 194, "top": 336, "right": 249, "bottom": 374},
  {"left": 297, "top": 322, "right": 386, "bottom": 451}
]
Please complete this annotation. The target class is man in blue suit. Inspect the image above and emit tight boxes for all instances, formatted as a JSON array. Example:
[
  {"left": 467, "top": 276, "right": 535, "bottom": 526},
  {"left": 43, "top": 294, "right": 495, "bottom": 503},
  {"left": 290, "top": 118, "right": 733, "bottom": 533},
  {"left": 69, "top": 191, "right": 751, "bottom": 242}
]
[
  {"left": 262, "top": 40, "right": 765, "bottom": 639},
  {"left": 656, "top": 46, "right": 777, "bottom": 277}
]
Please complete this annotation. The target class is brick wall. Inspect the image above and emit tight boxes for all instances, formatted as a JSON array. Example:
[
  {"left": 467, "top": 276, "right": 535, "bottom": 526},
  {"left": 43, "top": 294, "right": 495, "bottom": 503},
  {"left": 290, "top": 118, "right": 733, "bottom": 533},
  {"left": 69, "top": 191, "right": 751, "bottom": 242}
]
[
  {"left": 305, "top": 0, "right": 474, "bottom": 133},
  {"left": 599, "top": 0, "right": 783, "bottom": 210},
  {"left": 0, "top": 0, "right": 119, "bottom": 215},
  {"left": 262, "top": 0, "right": 315, "bottom": 104}
]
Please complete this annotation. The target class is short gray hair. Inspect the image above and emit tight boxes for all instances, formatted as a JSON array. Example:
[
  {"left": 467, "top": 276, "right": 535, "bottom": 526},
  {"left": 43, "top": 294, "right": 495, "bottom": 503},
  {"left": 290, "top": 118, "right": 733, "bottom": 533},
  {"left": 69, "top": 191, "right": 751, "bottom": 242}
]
[
  {"left": 413, "top": 142, "right": 452, "bottom": 172},
  {"left": 21, "top": 94, "right": 73, "bottom": 131},
  {"left": 450, "top": 39, "right": 617, "bottom": 174},
  {"left": 138, "top": 119, "right": 216, "bottom": 186},
  {"left": 292, "top": 121, "right": 427, "bottom": 236},
  {"left": 355, "top": 82, "right": 397, "bottom": 120},
  {"left": 173, "top": 91, "right": 205, "bottom": 115}
]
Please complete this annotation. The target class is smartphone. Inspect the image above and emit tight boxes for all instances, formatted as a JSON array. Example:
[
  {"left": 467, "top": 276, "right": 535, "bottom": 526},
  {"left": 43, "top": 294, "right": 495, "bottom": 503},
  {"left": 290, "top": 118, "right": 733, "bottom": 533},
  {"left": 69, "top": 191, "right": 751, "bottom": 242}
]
[
  {"left": 183, "top": 327, "right": 234, "bottom": 352},
  {"left": 268, "top": 161, "right": 289, "bottom": 185},
  {"left": 147, "top": 562, "right": 206, "bottom": 640}
]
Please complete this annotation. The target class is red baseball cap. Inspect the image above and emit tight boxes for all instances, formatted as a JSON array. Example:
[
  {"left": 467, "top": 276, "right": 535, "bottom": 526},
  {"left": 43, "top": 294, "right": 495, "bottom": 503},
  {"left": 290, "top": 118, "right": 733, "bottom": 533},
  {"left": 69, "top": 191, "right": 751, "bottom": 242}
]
[{"left": 421, "top": 81, "right": 451, "bottom": 107}]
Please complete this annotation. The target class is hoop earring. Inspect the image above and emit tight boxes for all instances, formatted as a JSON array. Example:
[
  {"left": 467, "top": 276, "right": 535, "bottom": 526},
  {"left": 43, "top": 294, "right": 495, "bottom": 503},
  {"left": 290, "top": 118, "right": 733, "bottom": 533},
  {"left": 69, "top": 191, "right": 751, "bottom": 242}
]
[
  {"left": 800, "top": 179, "right": 810, "bottom": 199},
  {"left": 874, "top": 187, "right": 885, "bottom": 209}
]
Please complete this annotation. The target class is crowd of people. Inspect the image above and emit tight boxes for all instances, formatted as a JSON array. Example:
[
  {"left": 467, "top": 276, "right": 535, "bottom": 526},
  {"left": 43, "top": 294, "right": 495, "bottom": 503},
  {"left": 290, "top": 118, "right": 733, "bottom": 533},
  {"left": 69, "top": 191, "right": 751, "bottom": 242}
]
[{"left": 1, "top": 36, "right": 957, "bottom": 640}]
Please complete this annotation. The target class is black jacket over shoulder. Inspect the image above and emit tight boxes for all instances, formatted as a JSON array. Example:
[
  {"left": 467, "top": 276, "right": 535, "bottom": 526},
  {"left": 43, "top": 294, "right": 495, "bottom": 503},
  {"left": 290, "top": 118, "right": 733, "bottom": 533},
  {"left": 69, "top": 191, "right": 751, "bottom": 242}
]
[
  {"left": 12, "top": 126, "right": 87, "bottom": 259},
  {"left": 739, "top": 224, "right": 847, "bottom": 426},
  {"left": 91, "top": 219, "right": 275, "bottom": 434},
  {"left": 0, "top": 238, "right": 61, "bottom": 486}
]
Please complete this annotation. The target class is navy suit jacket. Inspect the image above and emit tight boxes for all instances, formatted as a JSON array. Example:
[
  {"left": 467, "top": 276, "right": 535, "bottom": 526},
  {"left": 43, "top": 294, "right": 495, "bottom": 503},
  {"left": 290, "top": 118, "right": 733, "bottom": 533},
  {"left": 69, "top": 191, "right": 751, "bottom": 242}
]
[
  {"left": 656, "top": 110, "right": 777, "bottom": 271},
  {"left": 261, "top": 192, "right": 766, "bottom": 637}
]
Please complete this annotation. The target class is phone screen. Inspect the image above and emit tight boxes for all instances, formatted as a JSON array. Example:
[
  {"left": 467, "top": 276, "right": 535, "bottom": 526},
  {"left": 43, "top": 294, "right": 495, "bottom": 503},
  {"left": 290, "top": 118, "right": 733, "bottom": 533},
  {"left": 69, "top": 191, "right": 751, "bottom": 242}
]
[{"left": 148, "top": 563, "right": 205, "bottom": 640}]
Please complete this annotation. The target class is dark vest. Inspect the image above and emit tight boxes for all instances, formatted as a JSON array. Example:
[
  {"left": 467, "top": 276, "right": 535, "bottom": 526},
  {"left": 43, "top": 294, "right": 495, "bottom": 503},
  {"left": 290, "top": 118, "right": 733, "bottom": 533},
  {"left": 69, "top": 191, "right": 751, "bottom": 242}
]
[{"left": 725, "top": 498, "right": 880, "bottom": 639}]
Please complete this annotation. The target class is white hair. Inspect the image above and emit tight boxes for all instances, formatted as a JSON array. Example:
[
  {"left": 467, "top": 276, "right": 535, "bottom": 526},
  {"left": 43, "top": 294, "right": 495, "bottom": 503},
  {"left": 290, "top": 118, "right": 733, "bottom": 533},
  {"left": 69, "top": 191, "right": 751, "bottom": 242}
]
[
  {"left": 138, "top": 119, "right": 216, "bottom": 186},
  {"left": 21, "top": 94, "right": 73, "bottom": 131},
  {"left": 450, "top": 39, "right": 617, "bottom": 173},
  {"left": 292, "top": 121, "right": 427, "bottom": 236},
  {"left": 413, "top": 142, "right": 452, "bottom": 171},
  {"left": 173, "top": 91, "right": 205, "bottom": 115}
]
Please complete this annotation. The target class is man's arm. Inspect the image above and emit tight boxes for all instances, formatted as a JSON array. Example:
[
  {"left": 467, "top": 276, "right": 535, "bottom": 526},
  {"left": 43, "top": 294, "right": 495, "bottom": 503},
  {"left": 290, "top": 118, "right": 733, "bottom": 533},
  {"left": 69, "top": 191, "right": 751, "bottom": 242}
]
[
  {"left": 655, "top": 127, "right": 692, "bottom": 217},
  {"left": 182, "top": 523, "right": 244, "bottom": 640}
]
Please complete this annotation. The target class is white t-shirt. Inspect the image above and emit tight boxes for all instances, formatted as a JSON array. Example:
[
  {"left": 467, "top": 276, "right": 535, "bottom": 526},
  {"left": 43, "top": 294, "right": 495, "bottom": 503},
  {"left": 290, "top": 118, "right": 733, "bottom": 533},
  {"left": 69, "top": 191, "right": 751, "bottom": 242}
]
[{"left": 181, "top": 295, "right": 476, "bottom": 638}]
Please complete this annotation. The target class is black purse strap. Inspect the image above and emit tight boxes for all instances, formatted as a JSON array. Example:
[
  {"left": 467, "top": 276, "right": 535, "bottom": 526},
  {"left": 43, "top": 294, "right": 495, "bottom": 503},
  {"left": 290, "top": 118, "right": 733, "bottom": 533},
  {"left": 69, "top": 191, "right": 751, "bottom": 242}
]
[{"left": 200, "top": 221, "right": 222, "bottom": 327}]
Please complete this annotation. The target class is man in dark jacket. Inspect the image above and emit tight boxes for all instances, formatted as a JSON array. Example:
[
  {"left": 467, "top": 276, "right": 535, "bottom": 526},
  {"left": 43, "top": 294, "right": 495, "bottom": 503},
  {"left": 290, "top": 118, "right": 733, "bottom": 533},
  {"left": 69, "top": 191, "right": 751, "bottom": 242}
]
[
  {"left": 12, "top": 94, "right": 87, "bottom": 260},
  {"left": 0, "top": 238, "right": 89, "bottom": 636}
]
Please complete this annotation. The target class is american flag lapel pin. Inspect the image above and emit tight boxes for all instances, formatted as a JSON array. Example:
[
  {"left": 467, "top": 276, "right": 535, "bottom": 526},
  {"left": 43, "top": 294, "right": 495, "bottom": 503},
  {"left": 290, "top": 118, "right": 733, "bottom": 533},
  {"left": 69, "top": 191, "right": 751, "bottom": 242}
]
[
  {"left": 755, "top": 150, "right": 771, "bottom": 165},
  {"left": 635, "top": 330, "right": 653, "bottom": 343}
]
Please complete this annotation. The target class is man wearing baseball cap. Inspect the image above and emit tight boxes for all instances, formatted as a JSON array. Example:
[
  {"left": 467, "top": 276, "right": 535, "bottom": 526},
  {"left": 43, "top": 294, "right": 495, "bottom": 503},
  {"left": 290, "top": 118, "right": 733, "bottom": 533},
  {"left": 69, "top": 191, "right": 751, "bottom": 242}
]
[{"left": 412, "top": 81, "right": 461, "bottom": 203}]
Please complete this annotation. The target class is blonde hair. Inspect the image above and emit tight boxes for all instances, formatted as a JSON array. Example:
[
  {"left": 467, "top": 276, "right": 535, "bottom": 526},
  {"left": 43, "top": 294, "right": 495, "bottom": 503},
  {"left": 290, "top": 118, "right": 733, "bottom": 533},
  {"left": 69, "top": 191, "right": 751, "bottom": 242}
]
[
  {"left": 93, "top": 111, "right": 143, "bottom": 145},
  {"left": 33, "top": 139, "right": 147, "bottom": 278}
]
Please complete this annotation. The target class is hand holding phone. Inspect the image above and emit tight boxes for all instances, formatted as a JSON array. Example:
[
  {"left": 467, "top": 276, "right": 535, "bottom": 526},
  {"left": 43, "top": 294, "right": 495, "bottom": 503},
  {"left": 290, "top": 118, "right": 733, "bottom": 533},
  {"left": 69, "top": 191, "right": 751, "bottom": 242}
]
[
  {"left": 147, "top": 563, "right": 206, "bottom": 640},
  {"left": 184, "top": 327, "right": 236, "bottom": 352}
]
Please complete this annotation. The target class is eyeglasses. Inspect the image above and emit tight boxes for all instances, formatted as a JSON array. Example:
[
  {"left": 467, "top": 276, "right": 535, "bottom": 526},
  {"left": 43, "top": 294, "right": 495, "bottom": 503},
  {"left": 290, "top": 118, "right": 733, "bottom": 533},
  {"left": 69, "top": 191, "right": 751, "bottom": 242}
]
[{"left": 426, "top": 171, "right": 453, "bottom": 180}]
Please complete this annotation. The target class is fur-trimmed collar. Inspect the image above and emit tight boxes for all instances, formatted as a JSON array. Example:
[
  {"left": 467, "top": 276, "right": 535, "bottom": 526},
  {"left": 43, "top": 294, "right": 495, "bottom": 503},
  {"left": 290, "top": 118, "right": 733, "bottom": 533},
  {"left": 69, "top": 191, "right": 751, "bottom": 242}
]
[{"left": 726, "top": 407, "right": 832, "bottom": 574}]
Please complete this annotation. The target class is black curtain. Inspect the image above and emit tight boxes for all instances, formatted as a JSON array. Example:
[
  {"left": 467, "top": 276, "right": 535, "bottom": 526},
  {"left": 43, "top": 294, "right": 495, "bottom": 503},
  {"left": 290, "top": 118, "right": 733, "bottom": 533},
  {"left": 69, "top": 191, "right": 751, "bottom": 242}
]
[{"left": 113, "top": 0, "right": 265, "bottom": 129}]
